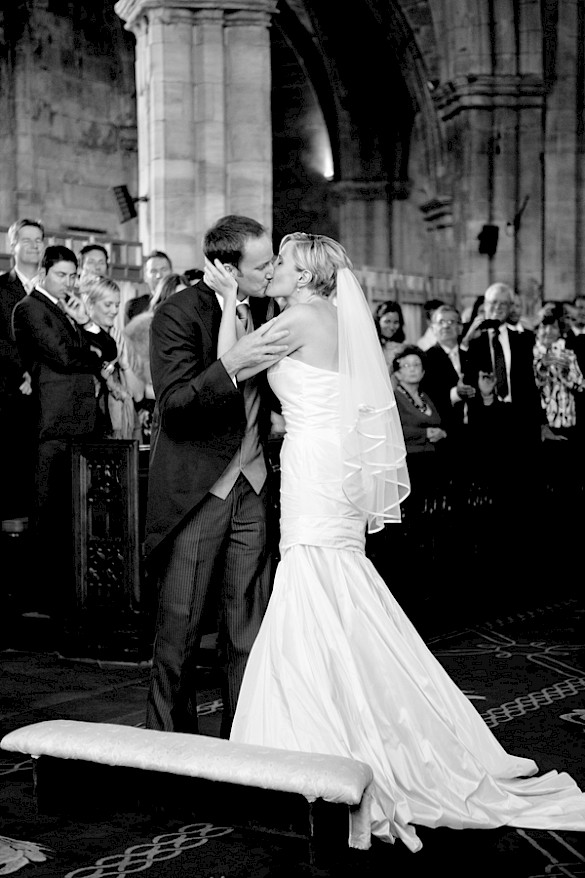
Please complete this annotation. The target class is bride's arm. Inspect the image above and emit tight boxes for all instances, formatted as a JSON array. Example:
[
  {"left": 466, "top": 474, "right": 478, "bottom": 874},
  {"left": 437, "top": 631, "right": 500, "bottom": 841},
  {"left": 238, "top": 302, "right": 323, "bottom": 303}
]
[{"left": 203, "top": 257, "right": 238, "bottom": 358}]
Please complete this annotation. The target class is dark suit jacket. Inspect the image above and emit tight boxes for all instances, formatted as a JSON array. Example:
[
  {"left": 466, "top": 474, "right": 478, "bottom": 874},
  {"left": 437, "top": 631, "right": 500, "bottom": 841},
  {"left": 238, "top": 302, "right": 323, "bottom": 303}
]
[
  {"left": 420, "top": 343, "right": 468, "bottom": 438},
  {"left": 12, "top": 290, "right": 117, "bottom": 440},
  {"left": 464, "top": 325, "right": 544, "bottom": 443},
  {"left": 145, "top": 281, "right": 275, "bottom": 559},
  {"left": 0, "top": 269, "right": 27, "bottom": 396}
]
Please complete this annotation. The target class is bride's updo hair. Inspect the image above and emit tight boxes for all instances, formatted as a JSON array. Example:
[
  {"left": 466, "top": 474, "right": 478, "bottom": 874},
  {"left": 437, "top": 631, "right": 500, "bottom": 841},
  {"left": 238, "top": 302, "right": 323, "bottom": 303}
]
[{"left": 280, "top": 232, "right": 353, "bottom": 299}]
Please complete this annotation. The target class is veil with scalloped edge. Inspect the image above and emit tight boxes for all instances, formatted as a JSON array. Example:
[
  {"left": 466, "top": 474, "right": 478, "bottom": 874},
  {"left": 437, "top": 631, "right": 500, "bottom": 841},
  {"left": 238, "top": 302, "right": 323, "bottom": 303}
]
[{"left": 335, "top": 268, "right": 410, "bottom": 532}]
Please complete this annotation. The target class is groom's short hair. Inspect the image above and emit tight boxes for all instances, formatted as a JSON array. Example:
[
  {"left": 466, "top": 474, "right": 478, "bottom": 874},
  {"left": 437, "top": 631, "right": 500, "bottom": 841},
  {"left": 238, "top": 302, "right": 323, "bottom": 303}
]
[{"left": 203, "top": 215, "right": 268, "bottom": 269}]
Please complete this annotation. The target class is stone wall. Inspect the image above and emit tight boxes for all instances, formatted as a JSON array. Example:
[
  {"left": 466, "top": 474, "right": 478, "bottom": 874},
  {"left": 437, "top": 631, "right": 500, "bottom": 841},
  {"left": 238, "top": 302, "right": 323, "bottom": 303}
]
[{"left": 0, "top": 1, "right": 138, "bottom": 241}]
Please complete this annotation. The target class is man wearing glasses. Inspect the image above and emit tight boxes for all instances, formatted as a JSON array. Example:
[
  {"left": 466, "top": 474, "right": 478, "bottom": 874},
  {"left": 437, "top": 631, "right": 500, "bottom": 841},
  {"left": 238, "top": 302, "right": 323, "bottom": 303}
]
[{"left": 420, "top": 304, "right": 475, "bottom": 449}]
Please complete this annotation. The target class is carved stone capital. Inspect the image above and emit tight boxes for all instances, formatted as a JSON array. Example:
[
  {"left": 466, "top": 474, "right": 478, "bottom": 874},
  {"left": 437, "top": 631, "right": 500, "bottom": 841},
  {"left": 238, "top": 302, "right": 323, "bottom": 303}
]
[
  {"left": 434, "top": 74, "right": 545, "bottom": 121},
  {"left": 115, "top": 0, "right": 277, "bottom": 31}
]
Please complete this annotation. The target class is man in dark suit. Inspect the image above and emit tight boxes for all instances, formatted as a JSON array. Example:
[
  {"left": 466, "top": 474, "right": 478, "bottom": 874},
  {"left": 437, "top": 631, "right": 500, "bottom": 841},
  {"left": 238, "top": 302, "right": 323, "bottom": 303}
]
[
  {"left": 0, "top": 218, "right": 44, "bottom": 519},
  {"left": 145, "top": 215, "right": 289, "bottom": 737},
  {"left": 463, "top": 282, "right": 554, "bottom": 448},
  {"left": 420, "top": 304, "right": 475, "bottom": 453},
  {"left": 12, "top": 245, "right": 117, "bottom": 623}
]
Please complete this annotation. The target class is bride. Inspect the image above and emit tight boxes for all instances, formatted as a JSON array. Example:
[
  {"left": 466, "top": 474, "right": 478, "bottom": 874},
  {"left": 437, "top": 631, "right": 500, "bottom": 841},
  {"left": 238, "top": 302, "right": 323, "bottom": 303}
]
[{"left": 205, "top": 232, "right": 585, "bottom": 853}]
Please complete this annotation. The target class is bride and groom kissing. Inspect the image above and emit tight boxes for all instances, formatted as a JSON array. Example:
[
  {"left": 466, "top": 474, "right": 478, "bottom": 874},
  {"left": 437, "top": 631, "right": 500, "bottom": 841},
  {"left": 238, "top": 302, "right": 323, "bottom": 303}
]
[{"left": 143, "top": 214, "right": 585, "bottom": 853}]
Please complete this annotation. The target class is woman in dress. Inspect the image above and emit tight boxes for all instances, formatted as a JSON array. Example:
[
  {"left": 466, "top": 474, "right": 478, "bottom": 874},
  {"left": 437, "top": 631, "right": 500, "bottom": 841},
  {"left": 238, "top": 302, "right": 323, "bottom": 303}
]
[
  {"left": 391, "top": 345, "right": 446, "bottom": 455},
  {"left": 533, "top": 303, "right": 584, "bottom": 442},
  {"left": 79, "top": 275, "right": 138, "bottom": 439},
  {"left": 204, "top": 233, "right": 585, "bottom": 853}
]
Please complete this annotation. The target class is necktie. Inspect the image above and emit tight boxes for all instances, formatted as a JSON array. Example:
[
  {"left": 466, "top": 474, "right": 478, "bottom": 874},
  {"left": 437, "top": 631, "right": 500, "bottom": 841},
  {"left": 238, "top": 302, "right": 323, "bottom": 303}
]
[
  {"left": 492, "top": 327, "right": 509, "bottom": 398},
  {"left": 236, "top": 302, "right": 251, "bottom": 333}
]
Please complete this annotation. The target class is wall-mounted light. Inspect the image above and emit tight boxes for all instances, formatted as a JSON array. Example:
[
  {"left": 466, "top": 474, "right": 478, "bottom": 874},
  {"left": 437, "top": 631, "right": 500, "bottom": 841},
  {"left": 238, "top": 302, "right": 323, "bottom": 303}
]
[{"left": 112, "top": 186, "right": 149, "bottom": 223}]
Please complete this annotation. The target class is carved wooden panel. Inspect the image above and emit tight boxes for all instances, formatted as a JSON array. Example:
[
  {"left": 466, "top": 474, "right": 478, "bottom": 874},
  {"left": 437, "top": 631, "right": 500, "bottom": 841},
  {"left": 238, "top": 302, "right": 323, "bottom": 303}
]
[{"left": 71, "top": 440, "right": 143, "bottom": 657}]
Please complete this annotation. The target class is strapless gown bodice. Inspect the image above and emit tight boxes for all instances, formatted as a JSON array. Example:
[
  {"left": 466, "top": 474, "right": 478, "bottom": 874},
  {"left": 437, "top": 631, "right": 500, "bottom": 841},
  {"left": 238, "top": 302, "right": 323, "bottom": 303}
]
[{"left": 268, "top": 356, "right": 365, "bottom": 551}]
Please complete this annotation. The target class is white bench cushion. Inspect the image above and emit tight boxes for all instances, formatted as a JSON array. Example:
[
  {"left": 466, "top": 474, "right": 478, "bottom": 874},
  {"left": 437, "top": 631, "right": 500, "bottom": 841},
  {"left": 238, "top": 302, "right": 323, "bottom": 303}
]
[{"left": 1, "top": 720, "right": 375, "bottom": 848}]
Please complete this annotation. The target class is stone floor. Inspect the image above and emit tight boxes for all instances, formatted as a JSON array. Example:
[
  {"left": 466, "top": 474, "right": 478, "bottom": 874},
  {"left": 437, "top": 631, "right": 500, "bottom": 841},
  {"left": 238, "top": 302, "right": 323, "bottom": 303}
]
[{"left": 1, "top": 598, "right": 584, "bottom": 877}]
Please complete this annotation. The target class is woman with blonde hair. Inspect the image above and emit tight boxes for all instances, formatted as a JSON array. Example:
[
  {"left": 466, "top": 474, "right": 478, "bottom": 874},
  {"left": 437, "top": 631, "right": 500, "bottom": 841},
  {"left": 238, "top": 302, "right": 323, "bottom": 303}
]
[
  {"left": 204, "top": 231, "right": 585, "bottom": 854},
  {"left": 80, "top": 275, "right": 138, "bottom": 440}
]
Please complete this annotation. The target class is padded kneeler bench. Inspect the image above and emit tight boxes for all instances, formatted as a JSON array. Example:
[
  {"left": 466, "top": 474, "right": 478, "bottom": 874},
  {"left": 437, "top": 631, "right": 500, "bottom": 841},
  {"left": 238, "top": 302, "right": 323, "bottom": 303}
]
[{"left": 1, "top": 720, "right": 375, "bottom": 849}]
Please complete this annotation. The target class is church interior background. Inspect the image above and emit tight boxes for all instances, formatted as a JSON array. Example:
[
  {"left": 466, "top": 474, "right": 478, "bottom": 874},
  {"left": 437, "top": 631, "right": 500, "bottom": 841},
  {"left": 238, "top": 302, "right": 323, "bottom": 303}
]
[
  {"left": 2, "top": 4, "right": 585, "bottom": 876},
  {"left": 2, "top": 0, "right": 583, "bottom": 337}
]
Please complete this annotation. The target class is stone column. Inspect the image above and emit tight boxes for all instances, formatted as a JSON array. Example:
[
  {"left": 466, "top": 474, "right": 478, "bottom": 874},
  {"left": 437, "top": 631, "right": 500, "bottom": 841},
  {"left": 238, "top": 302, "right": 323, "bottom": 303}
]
[
  {"left": 115, "top": 0, "right": 276, "bottom": 271},
  {"left": 434, "top": 74, "right": 545, "bottom": 302}
]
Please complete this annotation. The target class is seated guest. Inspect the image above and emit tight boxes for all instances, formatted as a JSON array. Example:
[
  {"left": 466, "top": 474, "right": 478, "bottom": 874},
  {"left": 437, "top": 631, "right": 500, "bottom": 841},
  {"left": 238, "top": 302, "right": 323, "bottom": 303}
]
[
  {"left": 79, "top": 275, "right": 138, "bottom": 440},
  {"left": 392, "top": 345, "right": 446, "bottom": 457},
  {"left": 374, "top": 300, "right": 406, "bottom": 371}
]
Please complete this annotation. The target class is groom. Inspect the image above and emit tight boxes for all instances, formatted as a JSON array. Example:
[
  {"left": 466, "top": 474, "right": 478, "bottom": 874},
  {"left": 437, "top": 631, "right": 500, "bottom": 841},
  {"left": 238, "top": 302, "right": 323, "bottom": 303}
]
[{"left": 145, "top": 215, "right": 287, "bottom": 737}]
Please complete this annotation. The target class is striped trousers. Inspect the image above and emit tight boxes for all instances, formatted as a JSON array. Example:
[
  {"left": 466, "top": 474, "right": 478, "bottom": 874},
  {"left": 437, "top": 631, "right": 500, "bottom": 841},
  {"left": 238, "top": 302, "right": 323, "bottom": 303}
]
[{"left": 145, "top": 474, "right": 273, "bottom": 737}]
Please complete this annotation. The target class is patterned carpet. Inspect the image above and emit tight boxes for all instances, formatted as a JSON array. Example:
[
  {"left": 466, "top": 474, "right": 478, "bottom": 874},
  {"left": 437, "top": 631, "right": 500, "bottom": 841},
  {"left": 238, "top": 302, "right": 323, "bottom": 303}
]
[{"left": 1, "top": 598, "right": 584, "bottom": 877}]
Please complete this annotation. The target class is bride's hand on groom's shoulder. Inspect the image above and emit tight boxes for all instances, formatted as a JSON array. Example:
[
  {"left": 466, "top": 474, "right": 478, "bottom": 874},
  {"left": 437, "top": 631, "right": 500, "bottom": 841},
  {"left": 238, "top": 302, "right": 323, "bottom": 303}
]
[{"left": 203, "top": 257, "right": 238, "bottom": 299}]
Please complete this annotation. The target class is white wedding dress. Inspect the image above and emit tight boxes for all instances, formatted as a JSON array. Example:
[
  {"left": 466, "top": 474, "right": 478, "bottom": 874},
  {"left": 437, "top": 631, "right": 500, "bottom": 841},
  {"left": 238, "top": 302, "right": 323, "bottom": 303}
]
[{"left": 230, "top": 355, "right": 585, "bottom": 852}]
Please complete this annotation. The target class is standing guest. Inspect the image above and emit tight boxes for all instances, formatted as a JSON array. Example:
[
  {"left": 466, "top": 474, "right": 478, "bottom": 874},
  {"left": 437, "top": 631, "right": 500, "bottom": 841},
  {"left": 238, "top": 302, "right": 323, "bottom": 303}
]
[
  {"left": 124, "top": 250, "right": 172, "bottom": 324},
  {"left": 124, "top": 312, "right": 156, "bottom": 444},
  {"left": 463, "top": 282, "right": 556, "bottom": 584},
  {"left": 533, "top": 304, "right": 584, "bottom": 442},
  {"left": 0, "top": 218, "right": 44, "bottom": 518},
  {"left": 421, "top": 304, "right": 475, "bottom": 452},
  {"left": 415, "top": 298, "right": 444, "bottom": 351},
  {"left": 374, "top": 301, "right": 406, "bottom": 371},
  {"left": 80, "top": 275, "right": 138, "bottom": 440},
  {"left": 572, "top": 294, "right": 585, "bottom": 336},
  {"left": 76, "top": 243, "right": 109, "bottom": 287},
  {"left": 149, "top": 272, "right": 190, "bottom": 312},
  {"left": 463, "top": 282, "right": 555, "bottom": 448},
  {"left": 144, "top": 215, "right": 289, "bottom": 737},
  {"left": 12, "top": 246, "right": 117, "bottom": 630},
  {"left": 459, "top": 294, "right": 485, "bottom": 347}
]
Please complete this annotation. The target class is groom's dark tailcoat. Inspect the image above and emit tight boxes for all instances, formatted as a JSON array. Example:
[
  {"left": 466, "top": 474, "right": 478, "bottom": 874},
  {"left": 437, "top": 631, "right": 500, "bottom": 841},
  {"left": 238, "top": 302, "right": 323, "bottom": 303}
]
[
  {"left": 145, "top": 280, "right": 277, "bottom": 736},
  {"left": 12, "top": 289, "right": 117, "bottom": 613}
]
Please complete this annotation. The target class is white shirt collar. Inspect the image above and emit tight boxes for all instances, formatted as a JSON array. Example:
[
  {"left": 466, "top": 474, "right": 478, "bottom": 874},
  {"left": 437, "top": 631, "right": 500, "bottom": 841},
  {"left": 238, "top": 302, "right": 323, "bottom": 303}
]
[{"left": 14, "top": 267, "right": 37, "bottom": 294}]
